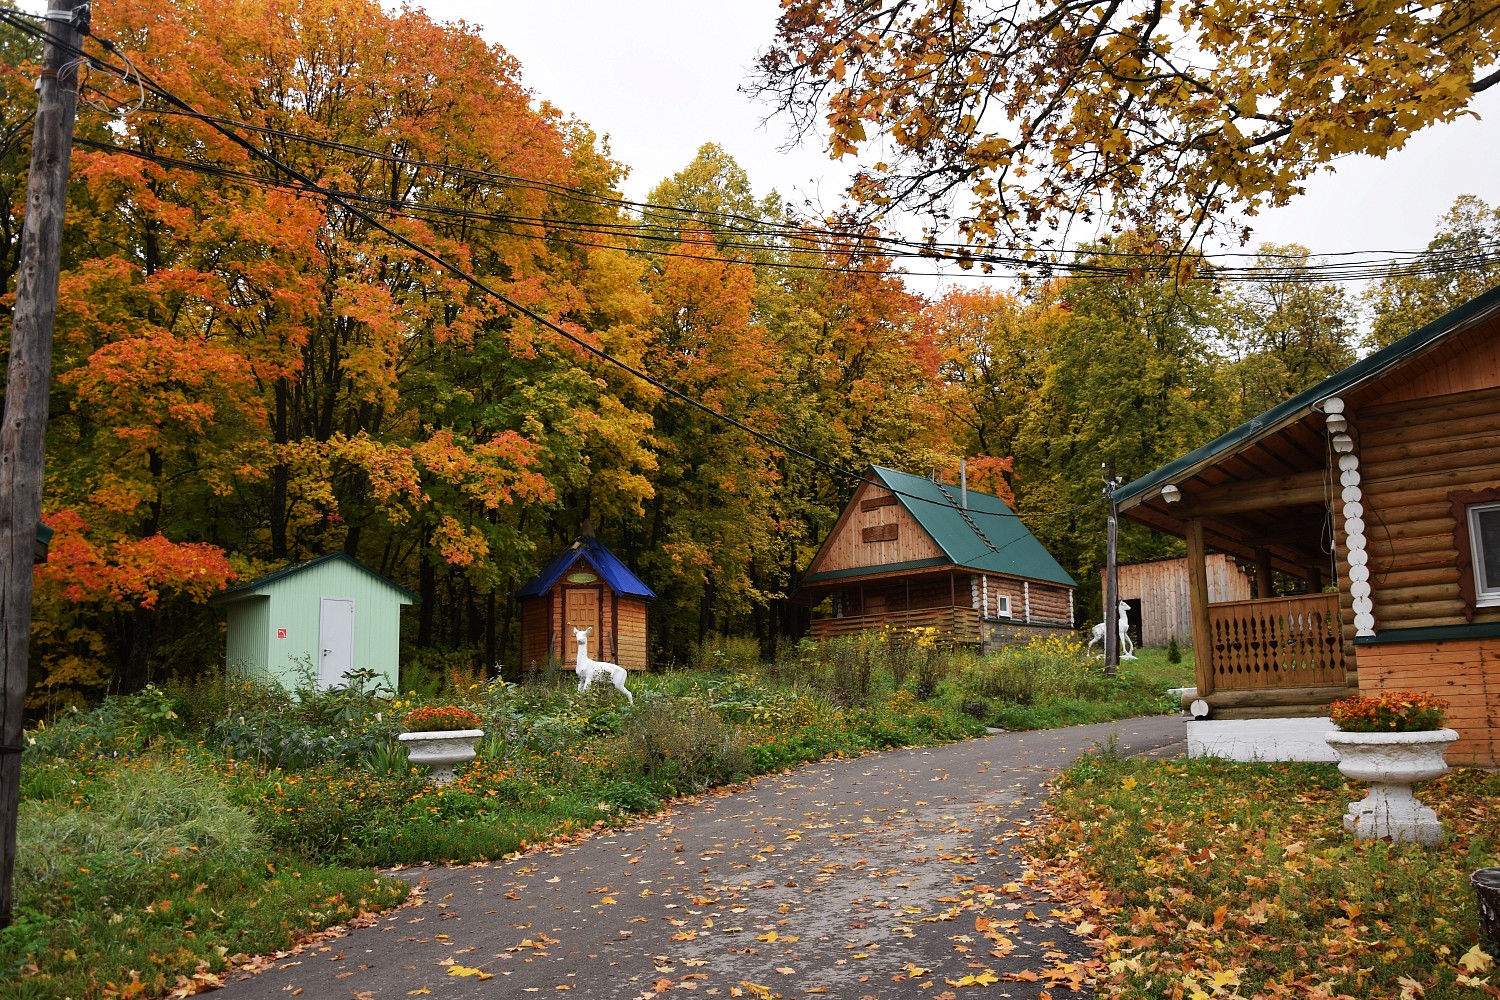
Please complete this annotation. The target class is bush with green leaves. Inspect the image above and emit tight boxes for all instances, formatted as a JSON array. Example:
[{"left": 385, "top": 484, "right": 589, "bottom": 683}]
[{"left": 618, "top": 699, "right": 752, "bottom": 795}]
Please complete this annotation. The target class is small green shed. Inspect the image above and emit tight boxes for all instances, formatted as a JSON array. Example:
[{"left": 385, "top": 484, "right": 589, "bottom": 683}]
[{"left": 213, "top": 553, "right": 416, "bottom": 692}]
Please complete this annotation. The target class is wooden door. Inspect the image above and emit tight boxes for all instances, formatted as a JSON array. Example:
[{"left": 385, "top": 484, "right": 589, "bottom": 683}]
[{"left": 563, "top": 588, "right": 601, "bottom": 665}]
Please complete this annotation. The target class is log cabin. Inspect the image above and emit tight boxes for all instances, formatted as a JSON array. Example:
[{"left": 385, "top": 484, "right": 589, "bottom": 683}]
[
  {"left": 794, "top": 466, "right": 1077, "bottom": 649},
  {"left": 1117, "top": 284, "right": 1500, "bottom": 767},
  {"left": 517, "top": 534, "right": 655, "bottom": 672}
]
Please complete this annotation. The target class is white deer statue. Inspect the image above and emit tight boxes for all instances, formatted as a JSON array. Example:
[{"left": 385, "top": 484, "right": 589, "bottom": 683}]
[
  {"left": 1086, "top": 601, "right": 1136, "bottom": 660},
  {"left": 571, "top": 625, "right": 633, "bottom": 704}
]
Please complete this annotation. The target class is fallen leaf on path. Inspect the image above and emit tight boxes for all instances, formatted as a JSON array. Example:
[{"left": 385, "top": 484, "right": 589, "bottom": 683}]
[{"left": 448, "top": 965, "right": 493, "bottom": 980}]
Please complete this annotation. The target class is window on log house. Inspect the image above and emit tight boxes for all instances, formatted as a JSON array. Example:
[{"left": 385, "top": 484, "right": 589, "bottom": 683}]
[{"left": 1467, "top": 501, "right": 1500, "bottom": 607}]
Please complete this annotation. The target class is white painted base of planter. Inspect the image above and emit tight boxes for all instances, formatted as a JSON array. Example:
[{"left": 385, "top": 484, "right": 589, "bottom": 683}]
[
  {"left": 399, "top": 729, "right": 483, "bottom": 785},
  {"left": 1340, "top": 784, "right": 1446, "bottom": 846},
  {"left": 1324, "top": 729, "right": 1459, "bottom": 846}
]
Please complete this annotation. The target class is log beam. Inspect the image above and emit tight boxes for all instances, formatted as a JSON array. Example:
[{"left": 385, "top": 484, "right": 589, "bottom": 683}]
[
  {"left": 1175, "top": 470, "right": 1329, "bottom": 516},
  {"left": 1185, "top": 519, "right": 1214, "bottom": 697}
]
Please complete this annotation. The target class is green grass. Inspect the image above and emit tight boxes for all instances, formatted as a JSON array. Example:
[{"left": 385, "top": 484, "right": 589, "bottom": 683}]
[
  {"left": 8, "top": 636, "right": 1191, "bottom": 998},
  {"left": 1029, "top": 752, "right": 1500, "bottom": 999},
  {"left": 940, "top": 642, "right": 1194, "bottom": 731}
]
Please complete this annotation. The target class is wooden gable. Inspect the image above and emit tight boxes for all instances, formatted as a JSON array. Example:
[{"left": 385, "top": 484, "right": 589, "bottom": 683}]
[
  {"left": 805, "top": 481, "right": 945, "bottom": 578},
  {"left": 1361, "top": 328, "right": 1500, "bottom": 408}
]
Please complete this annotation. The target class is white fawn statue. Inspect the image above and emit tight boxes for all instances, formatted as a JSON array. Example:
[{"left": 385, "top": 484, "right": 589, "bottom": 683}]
[
  {"left": 1086, "top": 601, "right": 1136, "bottom": 660},
  {"left": 571, "top": 625, "right": 633, "bottom": 704}
]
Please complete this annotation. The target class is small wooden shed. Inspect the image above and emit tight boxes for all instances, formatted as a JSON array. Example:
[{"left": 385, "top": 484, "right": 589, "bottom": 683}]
[
  {"left": 1105, "top": 555, "right": 1252, "bottom": 647},
  {"left": 213, "top": 553, "right": 416, "bottom": 692},
  {"left": 517, "top": 535, "right": 656, "bottom": 671}
]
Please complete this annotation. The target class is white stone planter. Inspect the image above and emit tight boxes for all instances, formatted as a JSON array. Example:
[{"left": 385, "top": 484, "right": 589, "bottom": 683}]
[
  {"left": 1324, "top": 728, "right": 1459, "bottom": 846},
  {"left": 398, "top": 729, "right": 483, "bottom": 785}
]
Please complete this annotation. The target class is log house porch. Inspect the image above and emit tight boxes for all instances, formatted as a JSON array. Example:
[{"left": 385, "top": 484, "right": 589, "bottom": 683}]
[{"left": 1118, "top": 286, "right": 1500, "bottom": 749}]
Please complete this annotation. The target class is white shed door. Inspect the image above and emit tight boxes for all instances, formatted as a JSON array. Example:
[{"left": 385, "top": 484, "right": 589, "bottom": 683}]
[{"left": 318, "top": 597, "right": 355, "bottom": 689}]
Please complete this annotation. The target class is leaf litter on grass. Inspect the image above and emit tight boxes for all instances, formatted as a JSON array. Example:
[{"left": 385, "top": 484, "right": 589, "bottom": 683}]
[{"left": 1022, "top": 755, "right": 1500, "bottom": 999}]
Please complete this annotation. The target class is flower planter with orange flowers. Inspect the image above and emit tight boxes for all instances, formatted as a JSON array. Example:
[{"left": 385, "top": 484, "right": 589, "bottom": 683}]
[
  {"left": 399, "top": 706, "right": 484, "bottom": 785},
  {"left": 1325, "top": 691, "right": 1457, "bottom": 846}
]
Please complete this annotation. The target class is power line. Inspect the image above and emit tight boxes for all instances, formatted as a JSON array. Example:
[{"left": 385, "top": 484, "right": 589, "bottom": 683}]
[
  {"left": 0, "top": 7, "right": 1494, "bottom": 287},
  {"left": 68, "top": 132, "right": 1499, "bottom": 286},
  {"left": 3, "top": 12, "right": 1105, "bottom": 524}
]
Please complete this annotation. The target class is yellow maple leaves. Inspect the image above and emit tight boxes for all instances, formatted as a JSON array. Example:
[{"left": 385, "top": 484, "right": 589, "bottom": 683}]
[
  {"left": 446, "top": 965, "right": 493, "bottom": 980},
  {"left": 944, "top": 968, "right": 1000, "bottom": 987}
]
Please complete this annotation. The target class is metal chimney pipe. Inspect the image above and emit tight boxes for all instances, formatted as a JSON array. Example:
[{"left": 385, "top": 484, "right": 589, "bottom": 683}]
[{"left": 961, "top": 459, "right": 967, "bottom": 509}]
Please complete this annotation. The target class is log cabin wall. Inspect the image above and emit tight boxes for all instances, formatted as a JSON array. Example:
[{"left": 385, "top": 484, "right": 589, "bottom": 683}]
[
  {"left": 1347, "top": 384, "right": 1500, "bottom": 632},
  {"left": 614, "top": 599, "right": 650, "bottom": 671},
  {"left": 838, "top": 575, "right": 959, "bottom": 614},
  {"left": 519, "top": 597, "right": 551, "bottom": 670},
  {"left": 1340, "top": 332, "right": 1500, "bottom": 766}
]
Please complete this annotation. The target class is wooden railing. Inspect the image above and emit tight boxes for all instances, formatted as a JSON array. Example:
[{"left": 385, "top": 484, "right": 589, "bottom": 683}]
[
  {"left": 1205, "top": 593, "right": 1347, "bottom": 692},
  {"left": 808, "top": 606, "right": 982, "bottom": 643}
]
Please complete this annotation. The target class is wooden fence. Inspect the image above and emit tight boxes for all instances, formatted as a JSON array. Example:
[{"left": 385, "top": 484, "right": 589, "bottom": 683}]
[
  {"left": 1205, "top": 593, "right": 1347, "bottom": 692},
  {"left": 808, "top": 607, "right": 982, "bottom": 643}
]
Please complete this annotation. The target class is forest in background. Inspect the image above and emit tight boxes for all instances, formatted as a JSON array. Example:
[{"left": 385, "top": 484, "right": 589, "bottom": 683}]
[{"left": 1, "top": 0, "right": 1496, "bottom": 707}]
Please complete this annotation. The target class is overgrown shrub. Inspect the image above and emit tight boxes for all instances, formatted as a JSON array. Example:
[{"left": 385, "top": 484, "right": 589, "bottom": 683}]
[
  {"left": 16, "top": 754, "right": 260, "bottom": 895},
  {"left": 695, "top": 633, "right": 762, "bottom": 673},
  {"left": 231, "top": 762, "right": 421, "bottom": 861},
  {"left": 618, "top": 700, "right": 752, "bottom": 795},
  {"left": 955, "top": 635, "right": 1105, "bottom": 706}
]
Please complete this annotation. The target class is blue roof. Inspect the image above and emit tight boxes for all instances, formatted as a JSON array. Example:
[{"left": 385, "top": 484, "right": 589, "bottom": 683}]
[{"left": 517, "top": 536, "right": 656, "bottom": 600}]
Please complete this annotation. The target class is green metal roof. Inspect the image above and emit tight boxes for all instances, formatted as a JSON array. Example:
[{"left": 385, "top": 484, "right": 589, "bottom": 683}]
[
  {"left": 213, "top": 552, "right": 419, "bottom": 604},
  {"left": 1117, "top": 282, "right": 1500, "bottom": 509},
  {"left": 802, "top": 466, "right": 1076, "bottom": 587}
]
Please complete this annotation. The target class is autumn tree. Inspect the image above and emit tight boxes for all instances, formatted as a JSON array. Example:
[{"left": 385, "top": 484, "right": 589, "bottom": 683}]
[
  {"left": 1219, "top": 245, "right": 1357, "bottom": 419},
  {"left": 921, "top": 286, "right": 1068, "bottom": 497},
  {"left": 23, "top": 0, "right": 664, "bottom": 695},
  {"left": 1007, "top": 240, "right": 1232, "bottom": 616},
  {"left": 755, "top": 2, "right": 1500, "bottom": 252},
  {"left": 1365, "top": 195, "right": 1500, "bottom": 349}
]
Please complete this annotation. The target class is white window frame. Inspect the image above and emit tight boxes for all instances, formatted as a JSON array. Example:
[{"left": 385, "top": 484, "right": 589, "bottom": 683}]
[
  {"left": 1468, "top": 501, "right": 1500, "bottom": 607},
  {"left": 993, "top": 594, "right": 1012, "bottom": 619}
]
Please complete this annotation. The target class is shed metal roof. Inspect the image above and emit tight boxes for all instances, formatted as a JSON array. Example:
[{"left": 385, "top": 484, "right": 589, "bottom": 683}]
[
  {"left": 1117, "top": 282, "right": 1500, "bottom": 508},
  {"left": 801, "top": 466, "right": 1076, "bottom": 587},
  {"left": 517, "top": 535, "right": 656, "bottom": 600},
  {"left": 212, "top": 551, "right": 419, "bottom": 604}
]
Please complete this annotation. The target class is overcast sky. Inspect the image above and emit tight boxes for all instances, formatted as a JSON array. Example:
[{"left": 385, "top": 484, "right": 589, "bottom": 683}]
[{"left": 417, "top": 0, "right": 1499, "bottom": 293}]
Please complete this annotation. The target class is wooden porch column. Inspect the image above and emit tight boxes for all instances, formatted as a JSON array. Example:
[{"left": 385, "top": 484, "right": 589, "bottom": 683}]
[
  {"left": 1307, "top": 565, "right": 1324, "bottom": 593},
  {"left": 1185, "top": 519, "right": 1214, "bottom": 696},
  {"left": 1254, "top": 546, "right": 1274, "bottom": 600}
]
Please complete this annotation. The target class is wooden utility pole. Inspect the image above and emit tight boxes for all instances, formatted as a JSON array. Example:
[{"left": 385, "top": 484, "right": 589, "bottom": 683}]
[
  {"left": 1103, "top": 460, "right": 1121, "bottom": 676},
  {"left": 0, "top": 0, "right": 89, "bottom": 927}
]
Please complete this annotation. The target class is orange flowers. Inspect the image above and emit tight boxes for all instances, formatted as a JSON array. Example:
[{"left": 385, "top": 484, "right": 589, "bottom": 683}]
[
  {"left": 1329, "top": 690, "right": 1448, "bottom": 732},
  {"left": 403, "top": 706, "right": 482, "bottom": 732}
]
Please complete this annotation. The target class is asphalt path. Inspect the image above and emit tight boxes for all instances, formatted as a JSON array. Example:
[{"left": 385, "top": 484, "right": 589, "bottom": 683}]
[{"left": 216, "top": 716, "right": 1186, "bottom": 1000}]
